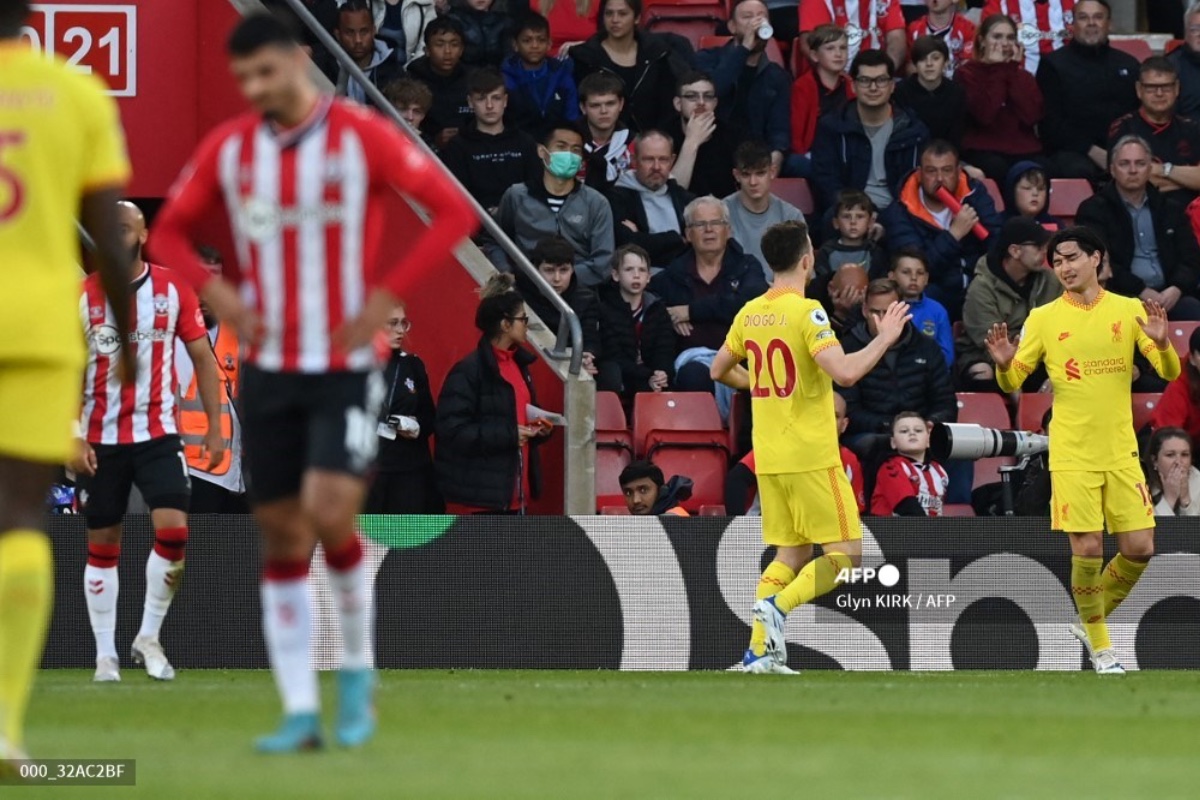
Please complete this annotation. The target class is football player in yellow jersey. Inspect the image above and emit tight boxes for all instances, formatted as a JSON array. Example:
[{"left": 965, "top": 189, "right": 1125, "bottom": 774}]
[
  {"left": 986, "top": 227, "right": 1180, "bottom": 676},
  {"left": 711, "top": 221, "right": 910, "bottom": 674},
  {"left": 0, "top": 0, "right": 135, "bottom": 767}
]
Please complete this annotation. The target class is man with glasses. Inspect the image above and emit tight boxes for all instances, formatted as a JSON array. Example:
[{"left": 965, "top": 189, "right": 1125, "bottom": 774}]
[
  {"left": 811, "top": 49, "right": 928, "bottom": 220},
  {"left": 666, "top": 71, "right": 739, "bottom": 199},
  {"left": 1166, "top": 3, "right": 1200, "bottom": 119},
  {"left": 1036, "top": 0, "right": 1138, "bottom": 181},
  {"left": 1108, "top": 57, "right": 1200, "bottom": 196},
  {"left": 649, "top": 197, "right": 768, "bottom": 393},
  {"left": 987, "top": 226, "right": 1180, "bottom": 675},
  {"left": 608, "top": 132, "right": 695, "bottom": 268},
  {"left": 1076, "top": 136, "right": 1200, "bottom": 321}
]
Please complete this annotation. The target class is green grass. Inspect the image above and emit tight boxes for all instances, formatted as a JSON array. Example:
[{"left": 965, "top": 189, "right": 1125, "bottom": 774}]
[{"left": 13, "top": 670, "right": 1200, "bottom": 799}]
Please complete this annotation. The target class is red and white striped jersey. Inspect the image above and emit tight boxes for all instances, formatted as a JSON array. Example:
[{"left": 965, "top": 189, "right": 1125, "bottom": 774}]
[
  {"left": 984, "top": 0, "right": 1075, "bottom": 74},
  {"left": 870, "top": 455, "right": 950, "bottom": 517},
  {"left": 801, "top": 0, "right": 907, "bottom": 64},
  {"left": 907, "top": 13, "right": 976, "bottom": 77},
  {"left": 80, "top": 264, "right": 207, "bottom": 445},
  {"left": 151, "top": 96, "right": 477, "bottom": 374}
]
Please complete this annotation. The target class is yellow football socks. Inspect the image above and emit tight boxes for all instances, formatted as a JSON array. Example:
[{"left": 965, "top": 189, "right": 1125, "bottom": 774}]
[
  {"left": 1071, "top": 555, "right": 1111, "bottom": 653},
  {"left": 0, "top": 529, "right": 54, "bottom": 747},
  {"left": 1102, "top": 554, "right": 1149, "bottom": 618},
  {"left": 749, "top": 561, "right": 796, "bottom": 656},
  {"left": 775, "top": 552, "right": 852, "bottom": 615}
]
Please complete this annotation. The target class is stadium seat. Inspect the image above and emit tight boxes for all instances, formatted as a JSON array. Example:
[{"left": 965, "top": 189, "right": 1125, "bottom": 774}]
[
  {"left": 642, "top": 7, "right": 724, "bottom": 52},
  {"left": 698, "top": 35, "right": 785, "bottom": 67},
  {"left": 596, "top": 391, "right": 634, "bottom": 451},
  {"left": 699, "top": 504, "right": 726, "bottom": 515},
  {"left": 1168, "top": 321, "right": 1199, "bottom": 358},
  {"left": 956, "top": 392, "right": 1015, "bottom": 488},
  {"left": 648, "top": 447, "right": 728, "bottom": 510},
  {"left": 1110, "top": 38, "right": 1153, "bottom": 62},
  {"left": 941, "top": 503, "right": 976, "bottom": 517},
  {"left": 982, "top": 178, "right": 1004, "bottom": 212},
  {"left": 600, "top": 504, "right": 630, "bottom": 515},
  {"left": 1132, "top": 393, "right": 1161, "bottom": 432},
  {"left": 596, "top": 447, "right": 633, "bottom": 505},
  {"left": 1166, "top": 39, "right": 1185, "bottom": 55},
  {"left": 772, "top": 177, "right": 816, "bottom": 214},
  {"left": 1016, "top": 392, "right": 1054, "bottom": 434},
  {"left": 633, "top": 392, "right": 725, "bottom": 456},
  {"left": 1049, "top": 179, "right": 1092, "bottom": 225}
]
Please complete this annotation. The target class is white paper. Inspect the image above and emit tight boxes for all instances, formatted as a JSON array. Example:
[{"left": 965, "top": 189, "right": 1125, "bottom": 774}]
[{"left": 526, "top": 405, "right": 566, "bottom": 426}]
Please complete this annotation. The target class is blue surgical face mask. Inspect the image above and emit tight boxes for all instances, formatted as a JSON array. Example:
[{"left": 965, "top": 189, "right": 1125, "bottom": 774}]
[{"left": 546, "top": 150, "right": 583, "bottom": 180}]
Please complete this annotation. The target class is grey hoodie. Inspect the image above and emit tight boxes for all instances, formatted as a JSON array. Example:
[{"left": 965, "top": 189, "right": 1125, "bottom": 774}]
[
  {"left": 615, "top": 171, "right": 681, "bottom": 235},
  {"left": 496, "top": 179, "right": 615, "bottom": 287},
  {"left": 337, "top": 40, "right": 401, "bottom": 106}
]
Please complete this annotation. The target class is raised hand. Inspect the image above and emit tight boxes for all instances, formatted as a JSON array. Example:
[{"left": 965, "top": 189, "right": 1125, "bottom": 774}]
[
  {"left": 985, "top": 322, "right": 1019, "bottom": 370},
  {"left": 876, "top": 300, "right": 912, "bottom": 347},
  {"left": 1136, "top": 299, "right": 1170, "bottom": 349}
]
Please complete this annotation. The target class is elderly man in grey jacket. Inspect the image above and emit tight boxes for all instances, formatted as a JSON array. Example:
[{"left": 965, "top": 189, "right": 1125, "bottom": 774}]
[{"left": 496, "top": 124, "right": 615, "bottom": 286}]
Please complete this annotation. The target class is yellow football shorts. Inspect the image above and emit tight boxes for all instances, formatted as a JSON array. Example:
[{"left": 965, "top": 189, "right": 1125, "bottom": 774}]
[
  {"left": 759, "top": 467, "right": 861, "bottom": 547},
  {"left": 1050, "top": 466, "right": 1156, "bottom": 534},
  {"left": 0, "top": 360, "right": 82, "bottom": 464}
]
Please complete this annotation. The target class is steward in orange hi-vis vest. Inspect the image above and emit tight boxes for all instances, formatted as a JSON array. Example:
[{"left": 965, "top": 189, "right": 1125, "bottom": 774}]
[{"left": 179, "top": 324, "right": 239, "bottom": 477}]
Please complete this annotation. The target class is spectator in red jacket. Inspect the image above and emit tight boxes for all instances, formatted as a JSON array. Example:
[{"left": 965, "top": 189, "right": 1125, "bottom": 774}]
[
  {"left": 870, "top": 411, "right": 949, "bottom": 516},
  {"left": 789, "top": 25, "right": 855, "bottom": 176},
  {"left": 1152, "top": 326, "right": 1200, "bottom": 446},
  {"left": 954, "top": 14, "right": 1044, "bottom": 183}
]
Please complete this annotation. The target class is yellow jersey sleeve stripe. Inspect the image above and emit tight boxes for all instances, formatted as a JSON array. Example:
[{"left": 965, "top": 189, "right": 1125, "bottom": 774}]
[
  {"left": 723, "top": 342, "right": 744, "bottom": 360},
  {"left": 809, "top": 337, "right": 839, "bottom": 357}
]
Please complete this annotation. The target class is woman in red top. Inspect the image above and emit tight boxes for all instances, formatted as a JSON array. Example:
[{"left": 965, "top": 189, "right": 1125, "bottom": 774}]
[
  {"left": 1152, "top": 327, "right": 1200, "bottom": 445},
  {"left": 537, "top": 0, "right": 600, "bottom": 54},
  {"left": 954, "top": 14, "right": 1044, "bottom": 183}
]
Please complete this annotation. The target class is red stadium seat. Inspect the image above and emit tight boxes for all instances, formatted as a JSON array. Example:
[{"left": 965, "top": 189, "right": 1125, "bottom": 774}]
[
  {"left": 1168, "top": 321, "right": 1200, "bottom": 358},
  {"left": 1016, "top": 392, "right": 1054, "bottom": 433},
  {"left": 1132, "top": 393, "right": 1161, "bottom": 433},
  {"left": 698, "top": 35, "right": 785, "bottom": 67},
  {"left": 1049, "top": 178, "right": 1093, "bottom": 225},
  {"left": 941, "top": 503, "right": 976, "bottom": 517},
  {"left": 600, "top": 504, "right": 630, "bottom": 515},
  {"left": 982, "top": 178, "right": 1004, "bottom": 212},
  {"left": 596, "top": 391, "right": 633, "bottom": 451},
  {"left": 1110, "top": 38, "right": 1153, "bottom": 62},
  {"left": 772, "top": 177, "right": 816, "bottom": 214},
  {"left": 642, "top": 7, "right": 724, "bottom": 52},
  {"left": 596, "top": 448, "right": 633, "bottom": 505},
  {"left": 648, "top": 447, "right": 728, "bottom": 510},
  {"left": 699, "top": 504, "right": 727, "bottom": 516},
  {"left": 956, "top": 392, "right": 1015, "bottom": 488},
  {"left": 633, "top": 392, "right": 724, "bottom": 457},
  {"left": 1166, "top": 39, "right": 1185, "bottom": 55}
]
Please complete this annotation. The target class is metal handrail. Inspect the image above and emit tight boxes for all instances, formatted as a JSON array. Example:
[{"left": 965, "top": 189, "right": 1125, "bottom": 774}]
[{"left": 278, "top": 0, "right": 585, "bottom": 376}]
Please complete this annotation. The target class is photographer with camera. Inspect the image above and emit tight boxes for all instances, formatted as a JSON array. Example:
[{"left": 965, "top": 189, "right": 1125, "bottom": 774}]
[{"left": 366, "top": 302, "right": 442, "bottom": 514}]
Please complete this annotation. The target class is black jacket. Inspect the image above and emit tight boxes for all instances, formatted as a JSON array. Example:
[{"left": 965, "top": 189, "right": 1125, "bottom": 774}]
[
  {"left": 1075, "top": 182, "right": 1200, "bottom": 298},
  {"left": 810, "top": 103, "right": 928, "bottom": 213},
  {"left": 650, "top": 239, "right": 769, "bottom": 351},
  {"left": 571, "top": 32, "right": 688, "bottom": 133},
  {"left": 435, "top": 338, "right": 542, "bottom": 510},
  {"left": 664, "top": 115, "right": 739, "bottom": 199},
  {"left": 440, "top": 121, "right": 543, "bottom": 210},
  {"left": 893, "top": 75, "right": 967, "bottom": 150},
  {"left": 407, "top": 57, "right": 474, "bottom": 141},
  {"left": 1036, "top": 40, "right": 1139, "bottom": 156},
  {"left": 651, "top": 475, "right": 693, "bottom": 514},
  {"left": 445, "top": 2, "right": 513, "bottom": 67},
  {"left": 375, "top": 351, "right": 437, "bottom": 473},
  {"left": 837, "top": 323, "right": 958, "bottom": 437},
  {"left": 692, "top": 42, "right": 792, "bottom": 155},
  {"left": 596, "top": 281, "right": 677, "bottom": 390},
  {"left": 516, "top": 270, "right": 603, "bottom": 357},
  {"left": 607, "top": 178, "right": 694, "bottom": 267},
  {"left": 1168, "top": 45, "right": 1200, "bottom": 120}
]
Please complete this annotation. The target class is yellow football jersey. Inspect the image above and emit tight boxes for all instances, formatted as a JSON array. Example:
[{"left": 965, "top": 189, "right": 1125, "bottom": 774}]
[
  {"left": 723, "top": 288, "right": 842, "bottom": 475},
  {"left": 0, "top": 43, "right": 130, "bottom": 366},
  {"left": 997, "top": 290, "right": 1181, "bottom": 471}
]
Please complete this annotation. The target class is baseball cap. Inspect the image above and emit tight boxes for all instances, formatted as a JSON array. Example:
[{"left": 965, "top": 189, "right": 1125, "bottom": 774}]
[{"left": 997, "top": 217, "right": 1051, "bottom": 254}]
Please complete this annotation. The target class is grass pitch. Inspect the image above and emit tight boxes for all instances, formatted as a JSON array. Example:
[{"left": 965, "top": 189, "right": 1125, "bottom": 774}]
[{"left": 14, "top": 670, "right": 1200, "bottom": 799}]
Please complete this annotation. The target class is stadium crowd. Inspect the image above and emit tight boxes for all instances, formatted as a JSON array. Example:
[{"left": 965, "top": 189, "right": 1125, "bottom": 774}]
[{"left": 217, "top": 0, "right": 1200, "bottom": 516}]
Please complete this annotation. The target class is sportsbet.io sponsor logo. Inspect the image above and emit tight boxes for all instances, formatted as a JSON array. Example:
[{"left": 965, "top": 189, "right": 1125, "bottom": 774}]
[
  {"left": 835, "top": 563, "right": 957, "bottom": 611},
  {"left": 90, "top": 325, "right": 121, "bottom": 355}
]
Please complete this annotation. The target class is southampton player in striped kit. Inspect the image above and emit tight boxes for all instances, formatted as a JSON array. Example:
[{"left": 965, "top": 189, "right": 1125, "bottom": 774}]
[
  {"left": 151, "top": 15, "right": 476, "bottom": 751},
  {"left": 711, "top": 221, "right": 909, "bottom": 673},
  {"left": 987, "top": 227, "right": 1180, "bottom": 675},
  {"left": 72, "top": 201, "right": 225, "bottom": 684}
]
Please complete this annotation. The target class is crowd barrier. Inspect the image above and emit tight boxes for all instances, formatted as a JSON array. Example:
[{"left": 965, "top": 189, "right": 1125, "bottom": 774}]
[{"left": 43, "top": 516, "right": 1200, "bottom": 671}]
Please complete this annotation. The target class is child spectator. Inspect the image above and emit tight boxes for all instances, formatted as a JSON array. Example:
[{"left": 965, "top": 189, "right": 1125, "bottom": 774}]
[
  {"left": 577, "top": 71, "right": 634, "bottom": 194},
  {"left": 889, "top": 248, "right": 953, "bottom": 370},
  {"left": 367, "top": 302, "right": 442, "bottom": 514},
  {"left": 446, "top": 0, "right": 514, "bottom": 67},
  {"left": 1002, "top": 161, "right": 1061, "bottom": 229},
  {"left": 814, "top": 190, "right": 887, "bottom": 283},
  {"left": 619, "top": 461, "right": 691, "bottom": 516},
  {"left": 502, "top": 13, "right": 580, "bottom": 138},
  {"left": 407, "top": 17, "right": 474, "bottom": 148},
  {"left": 1151, "top": 326, "right": 1200, "bottom": 446},
  {"left": 333, "top": 0, "right": 406, "bottom": 107},
  {"left": 383, "top": 77, "right": 435, "bottom": 144},
  {"left": 596, "top": 245, "right": 676, "bottom": 399},
  {"left": 724, "top": 140, "right": 803, "bottom": 281},
  {"left": 871, "top": 411, "right": 949, "bottom": 516},
  {"left": 894, "top": 35, "right": 967, "bottom": 149},
  {"left": 905, "top": 0, "right": 975, "bottom": 78},
  {"left": 516, "top": 236, "right": 602, "bottom": 375},
  {"left": 441, "top": 68, "right": 543, "bottom": 212},
  {"left": 789, "top": 25, "right": 855, "bottom": 178}
]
